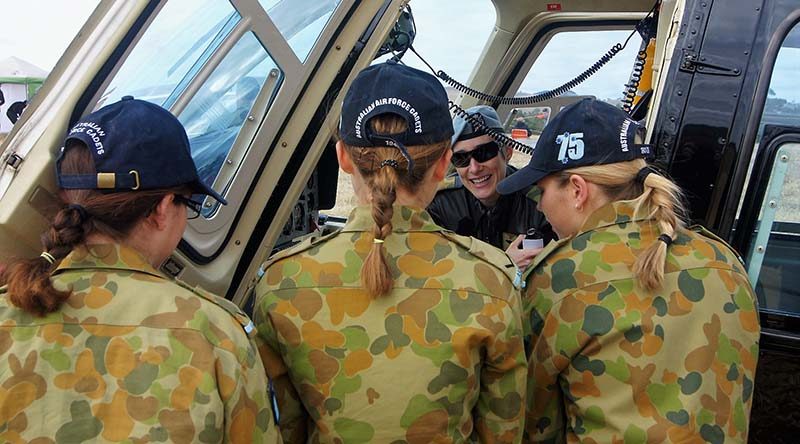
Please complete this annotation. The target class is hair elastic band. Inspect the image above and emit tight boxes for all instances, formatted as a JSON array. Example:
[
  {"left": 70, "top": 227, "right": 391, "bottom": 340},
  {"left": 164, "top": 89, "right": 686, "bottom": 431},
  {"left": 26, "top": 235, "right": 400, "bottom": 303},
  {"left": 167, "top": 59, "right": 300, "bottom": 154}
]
[
  {"left": 67, "top": 203, "right": 90, "bottom": 222},
  {"left": 379, "top": 159, "right": 400, "bottom": 170},
  {"left": 40, "top": 252, "right": 56, "bottom": 264},
  {"left": 636, "top": 166, "right": 654, "bottom": 184},
  {"left": 373, "top": 238, "right": 385, "bottom": 244},
  {"left": 658, "top": 234, "right": 673, "bottom": 247}
]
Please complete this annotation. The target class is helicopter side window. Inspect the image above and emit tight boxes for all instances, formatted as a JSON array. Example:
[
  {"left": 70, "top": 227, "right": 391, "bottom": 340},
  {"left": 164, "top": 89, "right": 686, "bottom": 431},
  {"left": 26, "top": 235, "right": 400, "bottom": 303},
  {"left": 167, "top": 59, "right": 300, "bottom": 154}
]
[
  {"left": 95, "top": 0, "right": 283, "bottom": 220},
  {"left": 740, "top": 23, "right": 800, "bottom": 314},
  {"left": 500, "top": 29, "right": 642, "bottom": 169},
  {"left": 517, "top": 30, "right": 643, "bottom": 108},
  {"left": 258, "top": 0, "right": 343, "bottom": 62}
]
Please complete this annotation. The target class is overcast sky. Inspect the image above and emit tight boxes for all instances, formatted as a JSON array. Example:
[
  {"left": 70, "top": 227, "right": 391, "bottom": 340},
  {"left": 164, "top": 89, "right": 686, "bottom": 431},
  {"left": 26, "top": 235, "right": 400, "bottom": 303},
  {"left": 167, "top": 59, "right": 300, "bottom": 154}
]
[
  {"left": 0, "top": 1, "right": 99, "bottom": 71},
  {"left": 2, "top": 0, "right": 796, "bottom": 102}
]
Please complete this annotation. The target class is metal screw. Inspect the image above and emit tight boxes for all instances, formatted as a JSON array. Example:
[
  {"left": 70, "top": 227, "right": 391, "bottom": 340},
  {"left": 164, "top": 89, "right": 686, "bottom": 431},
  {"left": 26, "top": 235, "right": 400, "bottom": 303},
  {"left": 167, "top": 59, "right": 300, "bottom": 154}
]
[
  {"left": 247, "top": 115, "right": 254, "bottom": 121},
  {"left": 691, "top": 30, "right": 697, "bottom": 35},
  {"left": 204, "top": 201, "right": 213, "bottom": 208},
  {"left": 235, "top": 240, "right": 241, "bottom": 246},
  {"left": 670, "top": 116, "right": 676, "bottom": 122},
  {"left": 695, "top": 14, "right": 701, "bottom": 19},
  {"left": 781, "top": 154, "right": 789, "bottom": 162},
  {"left": 718, "top": 137, "right": 727, "bottom": 145},
  {"left": 700, "top": 56, "right": 706, "bottom": 61},
  {"left": 744, "top": 51, "right": 750, "bottom": 55},
  {"left": 698, "top": 66, "right": 704, "bottom": 71},
  {"left": 733, "top": 93, "right": 738, "bottom": 98},
  {"left": 226, "top": 159, "right": 233, "bottom": 165},
  {"left": 701, "top": 2, "right": 707, "bottom": 6},
  {"left": 335, "top": 45, "right": 341, "bottom": 50},
  {"left": 733, "top": 68, "right": 740, "bottom": 74},
  {"left": 688, "top": 44, "right": 694, "bottom": 49},
  {"left": 769, "top": 200, "right": 777, "bottom": 208},
  {"left": 269, "top": 69, "right": 278, "bottom": 78},
  {"left": 757, "top": 246, "right": 765, "bottom": 253},
  {"left": 677, "top": 90, "right": 683, "bottom": 96},
  {"left": 281, "top": 142, "right": 288, "bottom": 147}
]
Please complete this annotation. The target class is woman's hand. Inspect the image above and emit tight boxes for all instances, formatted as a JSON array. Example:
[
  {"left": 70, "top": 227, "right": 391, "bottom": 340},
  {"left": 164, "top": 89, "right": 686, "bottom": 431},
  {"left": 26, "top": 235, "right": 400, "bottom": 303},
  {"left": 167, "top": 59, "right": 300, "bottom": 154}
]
[{"left": 506, "top": 234, "right": 543, "bottom": 270}]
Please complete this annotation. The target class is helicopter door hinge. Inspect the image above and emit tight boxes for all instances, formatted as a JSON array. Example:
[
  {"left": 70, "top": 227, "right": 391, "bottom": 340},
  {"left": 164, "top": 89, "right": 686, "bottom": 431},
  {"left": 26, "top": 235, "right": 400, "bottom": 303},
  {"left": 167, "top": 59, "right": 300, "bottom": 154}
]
[
  {"left": 679, "top": 51, "right": 741, "bottom": 76},
  {"left": 4, "top": 153, "right": 23, "bottom": 169}
]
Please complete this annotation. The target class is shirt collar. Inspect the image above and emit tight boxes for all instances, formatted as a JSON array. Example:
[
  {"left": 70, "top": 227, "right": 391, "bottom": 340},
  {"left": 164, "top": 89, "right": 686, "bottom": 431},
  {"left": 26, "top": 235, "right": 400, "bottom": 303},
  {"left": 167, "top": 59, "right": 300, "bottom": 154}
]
[
  {"left": 54, "top": 243, "right": 164, "bottom": 279},
  {"left": 341, "top": 205, "right": 443, "bottom": 233},
  {"left": 576, "top": 194, "right": 655, "bottom": 236}
]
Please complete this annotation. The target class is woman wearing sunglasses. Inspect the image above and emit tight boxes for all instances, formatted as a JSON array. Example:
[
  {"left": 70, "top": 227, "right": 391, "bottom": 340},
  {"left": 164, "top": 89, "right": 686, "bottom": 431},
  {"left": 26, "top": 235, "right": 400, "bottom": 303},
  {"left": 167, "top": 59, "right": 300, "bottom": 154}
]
[
  {"left": 0, "top": 98, "right": 280, "bottom": 443},
  {"left": 254, "top": 62, "right": 526, "bottom": 443},
  {"left": 427, "top": 105, "right": 554, "bottom": 269}
]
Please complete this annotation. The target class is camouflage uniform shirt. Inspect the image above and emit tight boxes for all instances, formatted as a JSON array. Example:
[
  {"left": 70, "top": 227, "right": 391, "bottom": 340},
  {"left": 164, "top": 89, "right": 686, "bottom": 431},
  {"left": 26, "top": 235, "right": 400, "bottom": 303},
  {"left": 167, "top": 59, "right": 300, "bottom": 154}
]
[
  {"left": 254, "top": 205, "right": 526, "bottom": 444},
  {"left": 0, "top": 243, "right": 280, "bottom": 444},
  {"left": 523, "top": 197, "right": 760, "bottom": 443}
]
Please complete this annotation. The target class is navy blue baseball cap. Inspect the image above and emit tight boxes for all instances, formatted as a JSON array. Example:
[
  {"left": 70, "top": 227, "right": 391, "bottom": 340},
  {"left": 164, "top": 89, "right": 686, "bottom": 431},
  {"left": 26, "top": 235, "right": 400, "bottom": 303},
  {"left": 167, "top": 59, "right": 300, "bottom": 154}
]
[
  {"left": 497, "top": 98, "right": 653, "bottom": 195},
  {"left": 57, "top": 96, "right": 226, "bottom": 205},
  {"left": 339, "top": 61, "right": 453, "bottom": 153}
]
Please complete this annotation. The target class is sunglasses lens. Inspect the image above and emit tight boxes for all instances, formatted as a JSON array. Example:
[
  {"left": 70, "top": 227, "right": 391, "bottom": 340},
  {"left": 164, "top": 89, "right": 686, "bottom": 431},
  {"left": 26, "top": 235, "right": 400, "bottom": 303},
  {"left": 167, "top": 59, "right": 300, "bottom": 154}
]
[
  {"left": 472, "top": 142, "right": 500, "bottom": 162},
  {"left": 451, "top": 142, "right": 500, "bottom": 168},
  {"left": 451, "top": 152, "right": 471, "bottom": 168}
]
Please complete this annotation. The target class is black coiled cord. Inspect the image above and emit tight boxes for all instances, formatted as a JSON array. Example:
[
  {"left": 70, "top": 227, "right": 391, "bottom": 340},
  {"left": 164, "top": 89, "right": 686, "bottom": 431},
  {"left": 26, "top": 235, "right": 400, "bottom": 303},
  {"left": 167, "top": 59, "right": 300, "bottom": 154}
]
[
  {"left": 621, "top": 48, "right": 647, "bottom": 113},
  {"left": 437, "top": 44, "right": 623, "bottom": 106},
  {"left": 449, "top": 101, "right": 535, "bottom": 154}
]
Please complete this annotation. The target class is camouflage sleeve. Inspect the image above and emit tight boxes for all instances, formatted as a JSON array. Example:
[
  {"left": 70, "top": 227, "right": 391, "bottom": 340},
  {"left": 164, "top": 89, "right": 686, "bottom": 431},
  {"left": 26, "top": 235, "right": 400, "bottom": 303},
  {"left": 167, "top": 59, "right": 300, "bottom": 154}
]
[
  {"left": 474, "top": 294, "right": 528, "bottom": 443},
  {"left": 216, "top": 334, "right": 282, "bottom": 443},
  {"left": 524, "top": 291, "right": 580, "bottom": 444},
  {"left": 254, "top": 293, "right": 309, "bottom": 444}
]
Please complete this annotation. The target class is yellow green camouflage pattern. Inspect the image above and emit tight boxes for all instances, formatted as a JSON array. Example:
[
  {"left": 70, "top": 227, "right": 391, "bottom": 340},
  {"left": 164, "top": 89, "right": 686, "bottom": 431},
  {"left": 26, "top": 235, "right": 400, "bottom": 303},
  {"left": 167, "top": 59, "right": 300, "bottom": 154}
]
[
  {"left": 254, "top": 205, "right": 526, "bottom": 444},
  {"left": 522, "top": 197, "right": 760, "bottom": 444},
  {"left": 0, "top": 243, "right": 280, "bottom": 444}
]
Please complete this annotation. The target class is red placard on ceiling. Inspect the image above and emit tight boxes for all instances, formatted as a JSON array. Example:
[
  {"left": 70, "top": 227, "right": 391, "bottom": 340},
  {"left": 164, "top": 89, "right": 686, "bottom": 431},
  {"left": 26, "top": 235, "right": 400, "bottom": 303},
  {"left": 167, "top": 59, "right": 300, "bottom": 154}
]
[{"left": 547, "top": 3, "right": 562, "bottom": 11}]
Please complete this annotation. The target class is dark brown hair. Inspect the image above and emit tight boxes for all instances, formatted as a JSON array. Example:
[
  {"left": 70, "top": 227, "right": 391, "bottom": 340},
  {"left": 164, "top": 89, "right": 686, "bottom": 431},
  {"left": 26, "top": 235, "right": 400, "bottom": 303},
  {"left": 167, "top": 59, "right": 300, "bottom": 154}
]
[
  {"left": 1, "top": 142, "right": 188, "bottom": 316},
  {"left": 341, "top": 114, "right": 449, "bottom": 298}
]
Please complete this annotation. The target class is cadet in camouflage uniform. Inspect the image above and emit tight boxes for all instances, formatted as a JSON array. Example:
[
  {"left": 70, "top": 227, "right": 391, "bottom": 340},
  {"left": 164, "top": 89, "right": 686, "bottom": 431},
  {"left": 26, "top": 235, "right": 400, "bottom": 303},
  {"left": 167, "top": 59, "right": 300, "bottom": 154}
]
[
  {"left": 497, "top": 99, "right": 760, "bottom": 443},
  {"left": 0, "top": 98, "right": 280, "bottom": 443},
  {"left": 254, "top": 62, "right": 526, "bottom": 444}
]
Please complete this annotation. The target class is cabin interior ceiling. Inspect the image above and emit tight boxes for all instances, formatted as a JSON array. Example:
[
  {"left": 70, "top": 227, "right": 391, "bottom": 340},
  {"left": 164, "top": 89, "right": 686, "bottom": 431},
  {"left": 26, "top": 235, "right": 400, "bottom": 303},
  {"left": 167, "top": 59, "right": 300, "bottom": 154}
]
[{"left": 492, "top": 0, "right": 657, "bottom": 33}]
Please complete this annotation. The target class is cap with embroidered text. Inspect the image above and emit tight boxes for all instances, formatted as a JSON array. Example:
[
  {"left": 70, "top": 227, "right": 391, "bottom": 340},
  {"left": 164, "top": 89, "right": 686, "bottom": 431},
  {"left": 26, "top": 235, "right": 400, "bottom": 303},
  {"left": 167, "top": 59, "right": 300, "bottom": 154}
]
[
  {"left": 57, "top": 96, "right": 226, "bottom": 205},
  {"left": 339, "top": 61, "right": 453, "bottom": 150},
  {"left": 497, "top": 98, "right": 653, "bottom": 195}
]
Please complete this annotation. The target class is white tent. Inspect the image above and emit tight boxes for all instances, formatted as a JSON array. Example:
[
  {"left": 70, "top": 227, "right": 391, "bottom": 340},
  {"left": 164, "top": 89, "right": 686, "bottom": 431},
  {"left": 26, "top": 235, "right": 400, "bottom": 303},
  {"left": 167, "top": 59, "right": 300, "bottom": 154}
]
[{"left": 0, "top": 57, "right": 48, "bottom": 133}]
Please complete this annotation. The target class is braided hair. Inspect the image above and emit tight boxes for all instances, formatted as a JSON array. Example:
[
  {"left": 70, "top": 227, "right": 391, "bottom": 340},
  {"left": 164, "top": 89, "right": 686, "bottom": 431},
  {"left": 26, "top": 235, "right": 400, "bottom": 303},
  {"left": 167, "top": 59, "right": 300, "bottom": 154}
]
[
  {"left": 340, "top": 114, "right": 449, "bottom": 298},
  {"left": 1, "top": 141, "right": 189, "bottom": 316}
]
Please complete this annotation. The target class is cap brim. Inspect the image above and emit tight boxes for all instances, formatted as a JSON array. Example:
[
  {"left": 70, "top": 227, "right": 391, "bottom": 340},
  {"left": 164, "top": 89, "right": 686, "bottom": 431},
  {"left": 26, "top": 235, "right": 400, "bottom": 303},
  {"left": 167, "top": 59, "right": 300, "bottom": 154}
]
[
  {"left": 496, "top": 164, "right": 550, "bottom": 195},
  {"left": 190, "top": 180, "right": 228, "bottom": 205}
]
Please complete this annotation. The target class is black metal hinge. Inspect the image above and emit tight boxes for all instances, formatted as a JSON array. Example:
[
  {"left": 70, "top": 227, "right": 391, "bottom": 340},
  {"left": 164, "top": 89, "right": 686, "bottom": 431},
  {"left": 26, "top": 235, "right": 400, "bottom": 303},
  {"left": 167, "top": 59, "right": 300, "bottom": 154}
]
[
  {"left": 680, "top": 50, "right": 742, "bottom": 76},
  {"left": 4, "top": 153, "right": 23, "bottom": 169}
]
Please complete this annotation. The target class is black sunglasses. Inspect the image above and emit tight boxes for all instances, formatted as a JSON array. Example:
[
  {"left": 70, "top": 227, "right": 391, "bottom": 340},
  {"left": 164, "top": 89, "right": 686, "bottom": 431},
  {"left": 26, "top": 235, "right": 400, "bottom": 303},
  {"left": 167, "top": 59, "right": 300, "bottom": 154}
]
[
  {"left": 451, "top": 141, "right": 501, "bottom": 168},
  {"left": 173, "top": 195, "right": 204, "bottom": 219}
]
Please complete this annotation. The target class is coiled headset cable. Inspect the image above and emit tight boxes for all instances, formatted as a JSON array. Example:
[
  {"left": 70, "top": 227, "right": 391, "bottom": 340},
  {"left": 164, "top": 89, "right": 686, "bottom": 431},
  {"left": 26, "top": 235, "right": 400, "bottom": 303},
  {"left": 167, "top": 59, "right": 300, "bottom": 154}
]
[
  {"left": 406, "top": 0, "right": 659, "bottom": 151},
  {"left": 621, "top": 46, "right": 648, "bottom": 113}
]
